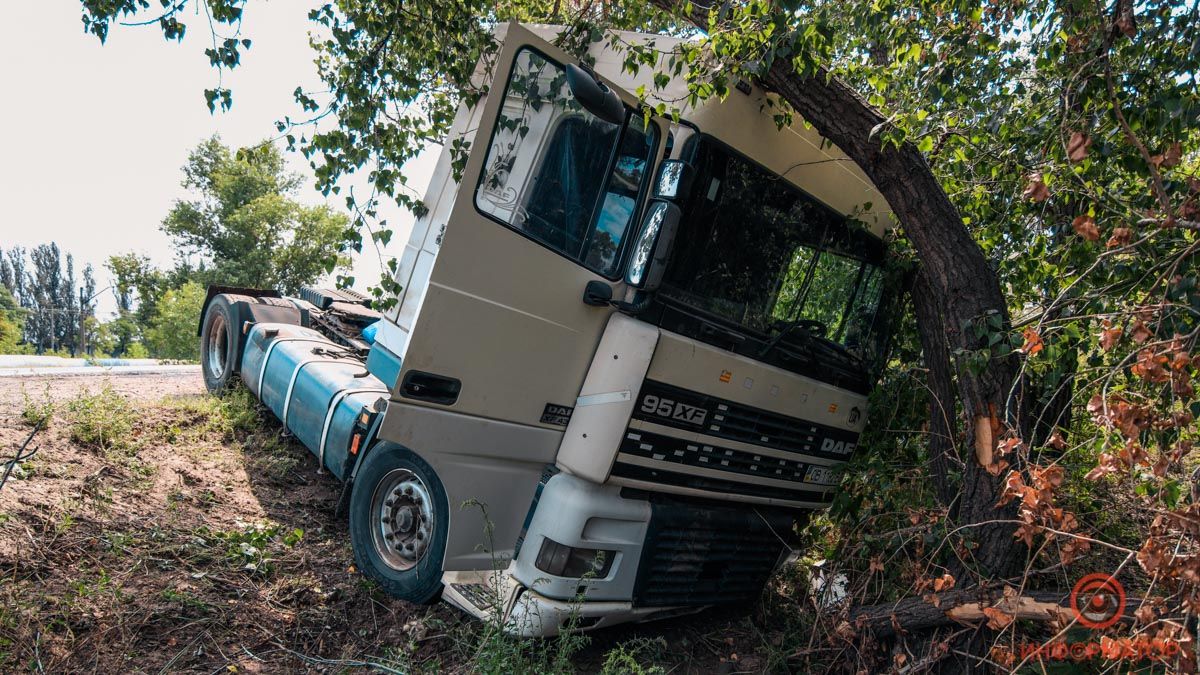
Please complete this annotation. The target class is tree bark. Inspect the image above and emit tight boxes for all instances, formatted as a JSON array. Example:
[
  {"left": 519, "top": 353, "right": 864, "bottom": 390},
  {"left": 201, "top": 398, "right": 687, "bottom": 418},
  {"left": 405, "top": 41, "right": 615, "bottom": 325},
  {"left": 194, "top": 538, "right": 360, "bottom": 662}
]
[{"left": 912, "top": 271, "right": 959, "bottom": 509}]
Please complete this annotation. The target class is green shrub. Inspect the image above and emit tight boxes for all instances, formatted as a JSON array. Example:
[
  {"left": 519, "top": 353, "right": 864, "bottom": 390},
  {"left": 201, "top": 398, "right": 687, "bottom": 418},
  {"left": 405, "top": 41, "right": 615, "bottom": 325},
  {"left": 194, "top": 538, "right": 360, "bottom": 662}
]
[
  {"left": 144, "top": 281, "right": 206, "bottom": 361},
  {"left": 601, "top": 638, "right": 668, "bottom": 675},
  {"left": 65, "top": 383, "right": 135, "bottom": 451},
  {"left": 19, "top": 385, "right": 54, "bottom": 427}
]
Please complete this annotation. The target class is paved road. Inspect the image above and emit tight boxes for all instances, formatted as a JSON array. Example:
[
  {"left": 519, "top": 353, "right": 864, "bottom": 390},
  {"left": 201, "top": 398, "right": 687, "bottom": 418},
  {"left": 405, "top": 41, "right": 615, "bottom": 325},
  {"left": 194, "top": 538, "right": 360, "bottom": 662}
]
[
  {"left": 0, "top": 364, "right": 201, "bottom": 378},
  {"left": 0, "top": 367, "right": 206, "bottom": 409}
]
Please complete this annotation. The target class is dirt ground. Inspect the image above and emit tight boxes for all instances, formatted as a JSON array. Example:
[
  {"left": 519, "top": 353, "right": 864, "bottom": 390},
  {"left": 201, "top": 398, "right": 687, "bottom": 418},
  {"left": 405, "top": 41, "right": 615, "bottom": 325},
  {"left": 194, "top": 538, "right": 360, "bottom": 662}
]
[{"left": 0, "top": 372, "right": 793, "bottom": 674}]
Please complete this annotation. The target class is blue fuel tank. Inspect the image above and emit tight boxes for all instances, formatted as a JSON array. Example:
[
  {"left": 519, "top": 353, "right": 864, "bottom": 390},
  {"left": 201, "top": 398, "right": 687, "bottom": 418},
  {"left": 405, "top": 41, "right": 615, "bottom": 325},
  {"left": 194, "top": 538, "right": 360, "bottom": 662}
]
[{"left": 240, "top": 323, "right": 391, "bottom": 479}]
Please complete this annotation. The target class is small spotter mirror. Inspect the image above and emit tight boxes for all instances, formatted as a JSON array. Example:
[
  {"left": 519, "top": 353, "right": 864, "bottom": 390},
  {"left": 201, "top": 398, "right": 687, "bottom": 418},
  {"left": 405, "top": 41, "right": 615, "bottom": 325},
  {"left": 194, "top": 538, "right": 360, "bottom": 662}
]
[
  {"left": 654, "top": 159, "right": 696, "bottom": 202},
  {"left": 565, "top": 63, "right": 626, "bottom": 126},
  {"left": 626, "top": 200, "right": 682, "bottom": 291}
]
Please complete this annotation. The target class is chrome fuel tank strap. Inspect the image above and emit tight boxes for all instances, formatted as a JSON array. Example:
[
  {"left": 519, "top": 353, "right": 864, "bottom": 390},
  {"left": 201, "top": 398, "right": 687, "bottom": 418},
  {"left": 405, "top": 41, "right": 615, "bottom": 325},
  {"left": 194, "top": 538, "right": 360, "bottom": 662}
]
[{"left": 318, "top": 386, "right": 389, "bottom": 471}]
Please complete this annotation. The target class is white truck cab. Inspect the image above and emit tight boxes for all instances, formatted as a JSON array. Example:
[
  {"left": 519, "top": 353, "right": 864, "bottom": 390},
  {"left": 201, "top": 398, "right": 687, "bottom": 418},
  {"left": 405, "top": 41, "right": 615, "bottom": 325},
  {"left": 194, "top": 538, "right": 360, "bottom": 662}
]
[{"left": 198, "top": 22, "right": 896, "bottom": 636}]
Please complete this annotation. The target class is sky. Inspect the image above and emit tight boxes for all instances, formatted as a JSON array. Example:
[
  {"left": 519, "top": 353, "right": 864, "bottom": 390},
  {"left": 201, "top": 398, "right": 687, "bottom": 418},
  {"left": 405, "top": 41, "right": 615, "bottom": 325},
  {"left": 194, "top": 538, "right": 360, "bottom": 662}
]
[{"left": 0, "top": 1, "right": 436, "bottom": 318}]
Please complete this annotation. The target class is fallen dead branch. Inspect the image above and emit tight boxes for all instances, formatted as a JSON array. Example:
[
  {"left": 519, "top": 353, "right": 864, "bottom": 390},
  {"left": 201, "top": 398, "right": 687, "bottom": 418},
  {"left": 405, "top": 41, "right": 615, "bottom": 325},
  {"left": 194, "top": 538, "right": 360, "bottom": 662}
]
[{"left": 846, "top": 586, "right": 1155, "bottom": 638}]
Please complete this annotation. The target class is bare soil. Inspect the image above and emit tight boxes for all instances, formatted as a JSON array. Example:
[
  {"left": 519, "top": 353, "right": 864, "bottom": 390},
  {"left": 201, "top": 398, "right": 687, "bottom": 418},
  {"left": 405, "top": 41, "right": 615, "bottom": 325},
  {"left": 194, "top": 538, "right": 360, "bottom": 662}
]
[{"left": 0, "top": 373, "right": 787, "bottom": 674}]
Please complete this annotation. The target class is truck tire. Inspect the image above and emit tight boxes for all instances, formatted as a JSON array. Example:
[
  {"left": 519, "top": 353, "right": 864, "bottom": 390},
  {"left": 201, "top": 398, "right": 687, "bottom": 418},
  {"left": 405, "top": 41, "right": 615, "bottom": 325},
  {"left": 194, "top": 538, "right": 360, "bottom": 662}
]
[
  {"left": 200, "top": 294, "right": 245, "bottom": 393},
  {"left": 349, "top": 444, "right": 448, "bottom": 604}
]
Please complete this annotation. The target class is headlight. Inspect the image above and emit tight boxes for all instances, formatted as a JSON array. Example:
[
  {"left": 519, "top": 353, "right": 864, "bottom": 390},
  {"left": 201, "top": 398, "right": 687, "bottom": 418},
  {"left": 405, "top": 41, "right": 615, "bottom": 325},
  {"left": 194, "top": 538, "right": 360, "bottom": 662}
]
[{"left": 534, "top": 538, "right": 615, "bottom": 578}]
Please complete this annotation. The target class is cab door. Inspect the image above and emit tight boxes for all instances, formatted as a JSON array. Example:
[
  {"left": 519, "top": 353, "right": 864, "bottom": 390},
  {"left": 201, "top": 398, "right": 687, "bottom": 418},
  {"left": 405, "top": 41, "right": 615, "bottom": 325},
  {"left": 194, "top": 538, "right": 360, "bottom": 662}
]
[{"left": 395, "top": 24, "right": 662, "bottom": 429}]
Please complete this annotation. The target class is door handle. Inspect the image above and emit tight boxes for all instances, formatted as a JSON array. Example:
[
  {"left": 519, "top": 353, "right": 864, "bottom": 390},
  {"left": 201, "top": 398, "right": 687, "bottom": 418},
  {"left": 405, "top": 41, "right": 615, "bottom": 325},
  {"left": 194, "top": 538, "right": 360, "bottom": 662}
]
[{"left": 400, "top": 370, "right": 461, "bottom": 405}]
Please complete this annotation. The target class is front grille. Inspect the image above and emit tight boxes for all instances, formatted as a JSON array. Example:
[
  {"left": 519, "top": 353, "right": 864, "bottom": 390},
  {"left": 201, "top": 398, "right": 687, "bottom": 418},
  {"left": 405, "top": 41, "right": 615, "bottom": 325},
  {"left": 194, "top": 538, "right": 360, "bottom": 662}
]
[
  {"left": 610, "top": 461, "right": 832, "bottom": 504},
  {"left": 632, "top": 499, "right": 790, "bottom": 607},
  {"left": 620, "top": 429, "right": 837, "bottom": 487},
  {"left": 633, "top": 380, "right": 859, "bottom": 462}
]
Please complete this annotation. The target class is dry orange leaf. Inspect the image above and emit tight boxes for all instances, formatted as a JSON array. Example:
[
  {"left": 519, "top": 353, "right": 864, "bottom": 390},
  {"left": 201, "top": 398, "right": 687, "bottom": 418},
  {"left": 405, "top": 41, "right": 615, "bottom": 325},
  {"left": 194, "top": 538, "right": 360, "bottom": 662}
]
[
  {"left": 1162, "top": 142, "right": 1183, "bottom": 168},
  {"left": 1072, "top": 215, "right": 1099, "bottom": 241},
  {"left": 1130, "top": 320, "right": 1152, "bottom": 344},
  {"left": 1067, "top": 131, "right": 1091, "bottom": 162},
  {"left": 1085, "top": 453, "right": 1121, "bottom": 480},
  {"left": 1023, "top": 173, "right": 1050, "bottom": 202},
  {"left": 1047, "top": 430, "right": 1067, "bottom": 450},
  {"left": 1013, "top": 521, "right": 1040, "bottom": 547},
  {"left": 1107, "top": 227, "right": 1132, "bottom": 248},
  {"left": 1020, "top": 327, "right": 1044, "bottom": 355},
  {"left": 933, "top": 573, "right": 956, "bottom": 592},
  {"left": 990, "top": 646, "right": 1017, "bottom": 667},
  {"left": 998, "top": 436, "right": 1022, "bottom": 455},
  {"left": 983, "top": 606, "right": 1015, "bottom": 630},
  {"left": 1134, "top": 604, "right": 1156, "bottom": 625},
  {"left": 1099, "top": 325, "right": 1123, "bottom": 351}
]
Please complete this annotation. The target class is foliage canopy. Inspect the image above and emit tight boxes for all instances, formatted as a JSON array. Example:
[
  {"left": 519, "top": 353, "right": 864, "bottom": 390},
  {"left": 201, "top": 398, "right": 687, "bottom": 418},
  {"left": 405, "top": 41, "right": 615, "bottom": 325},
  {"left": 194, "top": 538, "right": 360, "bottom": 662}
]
[{"left": 163, "top": 137, "right": 350, "bottom": 295}]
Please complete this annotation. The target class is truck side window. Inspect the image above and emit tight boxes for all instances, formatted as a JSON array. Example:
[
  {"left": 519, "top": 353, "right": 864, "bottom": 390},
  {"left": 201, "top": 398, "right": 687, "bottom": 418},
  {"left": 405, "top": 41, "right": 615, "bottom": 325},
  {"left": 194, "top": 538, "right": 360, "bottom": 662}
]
[{"left": 475, "top": 48, "right": 657, "bottom": 279}]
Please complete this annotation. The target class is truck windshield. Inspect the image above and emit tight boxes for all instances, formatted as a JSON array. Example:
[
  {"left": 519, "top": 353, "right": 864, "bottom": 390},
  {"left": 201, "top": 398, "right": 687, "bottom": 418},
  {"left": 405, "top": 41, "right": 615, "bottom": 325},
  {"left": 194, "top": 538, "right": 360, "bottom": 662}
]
[{"left": 649, "top": 138, "right": 889, "bottom": 390}]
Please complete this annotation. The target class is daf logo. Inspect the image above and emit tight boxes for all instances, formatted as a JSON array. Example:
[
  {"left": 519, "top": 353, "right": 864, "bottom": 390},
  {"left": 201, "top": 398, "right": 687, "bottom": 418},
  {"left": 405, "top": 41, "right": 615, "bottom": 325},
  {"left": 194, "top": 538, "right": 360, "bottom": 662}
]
[
  {"left": 821, "top": 438, "right": 857, "bottom": 456},
  {"left": 640, "top": 394, "right": 708, "bottom": 426}
]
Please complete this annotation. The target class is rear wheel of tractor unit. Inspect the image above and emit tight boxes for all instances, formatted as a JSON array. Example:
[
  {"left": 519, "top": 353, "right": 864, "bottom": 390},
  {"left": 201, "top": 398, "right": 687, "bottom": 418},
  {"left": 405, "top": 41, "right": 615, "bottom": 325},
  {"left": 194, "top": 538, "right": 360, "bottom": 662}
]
[
  {"left": 349, "top": 444, "right": 448, "bottom": 604},
  {"left": 199, "top": 294, "right": 245, "bottom": 394}
]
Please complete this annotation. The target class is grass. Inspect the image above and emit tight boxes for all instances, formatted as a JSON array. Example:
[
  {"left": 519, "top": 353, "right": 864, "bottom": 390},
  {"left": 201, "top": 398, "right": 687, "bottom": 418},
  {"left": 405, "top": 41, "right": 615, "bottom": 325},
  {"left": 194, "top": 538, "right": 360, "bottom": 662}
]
[
  {"left": 0, "top": 382, "right": 773, "bottom": 673},
  {"left": 199, "top": 518, "right": 305, "bottom": 575},
  {"left": 157, "top": 384, "right": 262, "bottom": 446},
  {"left": 19, "top": 384, "right": 54, "bottom": 427},
  {"left": 600, "top": 637, "right": 669, "bottom": 675},
  {"left": 249, "top": 434, "right": 301, "bottom": 481},
  {"left": 63, "top": 382, "right": 136, "bottom": 451}
]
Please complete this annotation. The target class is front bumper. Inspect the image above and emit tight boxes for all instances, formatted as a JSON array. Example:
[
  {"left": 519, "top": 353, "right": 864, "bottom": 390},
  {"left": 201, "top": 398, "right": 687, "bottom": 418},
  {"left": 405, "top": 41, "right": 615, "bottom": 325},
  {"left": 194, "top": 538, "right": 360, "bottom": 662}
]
[
  {"left": 441, "top": 569, "right": 702, "bottom": 637},
  {"left": 439, "top": 471, "right": 793, "bottom": 636}
]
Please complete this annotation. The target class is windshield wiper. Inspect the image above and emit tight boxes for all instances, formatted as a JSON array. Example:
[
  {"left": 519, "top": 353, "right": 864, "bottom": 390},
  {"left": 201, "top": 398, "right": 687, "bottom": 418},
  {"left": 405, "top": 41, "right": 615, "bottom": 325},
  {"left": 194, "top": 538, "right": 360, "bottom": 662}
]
[
  {"left": 760, "top": 319, "right": 863, "bottom": 369},
  {"left": 698, "top": 319, "right": 747, "bottom": 346},
  {"left": 758, "top": 318, "right": 821, "bottom": 360}
]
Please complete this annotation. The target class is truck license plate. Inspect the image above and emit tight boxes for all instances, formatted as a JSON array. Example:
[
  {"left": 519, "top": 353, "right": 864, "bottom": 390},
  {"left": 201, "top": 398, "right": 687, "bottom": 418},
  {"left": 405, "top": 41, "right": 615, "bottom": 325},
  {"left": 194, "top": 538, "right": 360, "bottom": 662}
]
[{"left": 803, "top": 465, "right": 836, "bottom": 486}]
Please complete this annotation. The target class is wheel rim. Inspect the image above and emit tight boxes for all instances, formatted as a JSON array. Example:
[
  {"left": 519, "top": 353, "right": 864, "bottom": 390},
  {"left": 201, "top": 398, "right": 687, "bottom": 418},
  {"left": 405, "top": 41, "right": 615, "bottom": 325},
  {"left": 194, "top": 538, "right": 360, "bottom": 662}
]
[
  {"left": 370, "top": 468, "right": 435, "bottom": 571},
  {"left": 205, "top": 312, "right": 228, "bottom": 378}
]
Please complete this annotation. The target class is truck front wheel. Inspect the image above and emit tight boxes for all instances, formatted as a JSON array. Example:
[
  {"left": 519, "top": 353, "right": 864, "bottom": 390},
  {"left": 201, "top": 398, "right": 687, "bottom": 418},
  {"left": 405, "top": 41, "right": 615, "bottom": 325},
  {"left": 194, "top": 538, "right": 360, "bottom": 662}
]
[{"left": 349, "top": 444, "right": 448, "bottom": 604}]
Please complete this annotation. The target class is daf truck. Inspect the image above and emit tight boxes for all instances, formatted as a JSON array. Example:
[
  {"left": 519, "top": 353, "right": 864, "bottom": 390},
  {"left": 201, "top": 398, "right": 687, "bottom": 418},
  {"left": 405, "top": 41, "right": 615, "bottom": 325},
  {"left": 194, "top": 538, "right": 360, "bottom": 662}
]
[{"left": 197, "top": 23, "right": 897, "bottom": 636}]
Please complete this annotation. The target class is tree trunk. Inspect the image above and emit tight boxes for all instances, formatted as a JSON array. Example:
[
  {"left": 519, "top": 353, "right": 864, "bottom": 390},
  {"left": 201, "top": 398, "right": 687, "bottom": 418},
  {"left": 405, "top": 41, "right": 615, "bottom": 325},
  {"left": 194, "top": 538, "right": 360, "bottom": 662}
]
[
  {"left": 647, "top": 10, "right": 1030, "bottom": 667},
  {"left": 912, "top": 271, "right": 960, "bottom": 509},
  {"left": 753, "top": 58, "right": 1029, "bottom": 669},
  {"left": 757, "top": 52, "right": 1024, "bottom": 581}
]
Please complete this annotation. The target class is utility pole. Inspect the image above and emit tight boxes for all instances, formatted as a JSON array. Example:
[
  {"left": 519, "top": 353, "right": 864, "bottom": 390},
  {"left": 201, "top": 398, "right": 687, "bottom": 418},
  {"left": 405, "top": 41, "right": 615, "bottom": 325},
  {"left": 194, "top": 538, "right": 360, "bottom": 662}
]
[
  {"left": 78, "top": 287, "right": 86, "bottom": 356},
  {"left": 78, "top": 286, "right": 111, "bottom": 357}
]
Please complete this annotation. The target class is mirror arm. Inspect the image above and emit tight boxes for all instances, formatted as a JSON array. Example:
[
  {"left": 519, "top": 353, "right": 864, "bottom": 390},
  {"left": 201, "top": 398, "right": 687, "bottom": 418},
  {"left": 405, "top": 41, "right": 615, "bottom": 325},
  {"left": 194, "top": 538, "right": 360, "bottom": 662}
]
[
  {"left": 581, "top": 280, "right": 653, "bottom": 314},
  {"left": 612, "top": 291, "right": 653, "bottom": 314}
]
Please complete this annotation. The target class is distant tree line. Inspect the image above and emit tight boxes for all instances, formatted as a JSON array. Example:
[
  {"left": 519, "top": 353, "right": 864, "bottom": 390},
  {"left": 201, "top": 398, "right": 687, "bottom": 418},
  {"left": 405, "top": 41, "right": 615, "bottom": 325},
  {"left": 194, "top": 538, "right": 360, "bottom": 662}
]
[
  {"left": 0, "top": 244, "right": 97, "bottom": 356},
  {"left": 0, "top": 136, "right": 349, "bottom": 360}
]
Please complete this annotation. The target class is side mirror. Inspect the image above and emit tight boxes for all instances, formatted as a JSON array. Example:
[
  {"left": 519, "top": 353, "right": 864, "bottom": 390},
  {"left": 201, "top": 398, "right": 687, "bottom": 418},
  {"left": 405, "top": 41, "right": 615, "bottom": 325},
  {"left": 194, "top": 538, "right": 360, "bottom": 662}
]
[
  {"left": 565, "top": 64, "right": 626, "bottom": 126},
  {"left": 626, "top": 200, "right": 681, "bottom": 291},
  {"left": 654, "top": 160, "right": 695, "bottom": 202}
]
